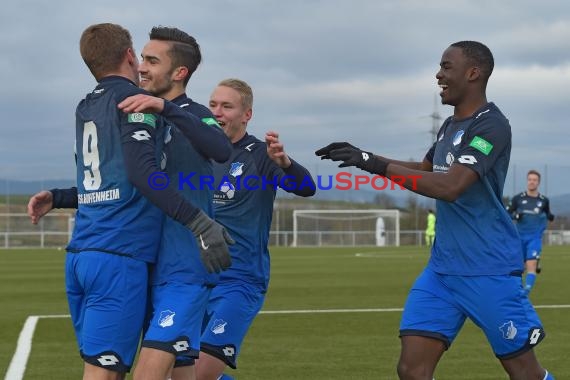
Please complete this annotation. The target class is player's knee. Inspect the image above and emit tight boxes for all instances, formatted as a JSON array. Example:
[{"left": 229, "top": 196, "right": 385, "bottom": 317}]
[{"left": 397, "top": 359, "right": 433, "bottom": 380}]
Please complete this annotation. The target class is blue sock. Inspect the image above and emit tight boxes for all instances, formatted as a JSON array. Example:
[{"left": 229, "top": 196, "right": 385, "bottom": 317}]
[
  {"left": 218, "top": 374, "right": 234, "bottom": 380},
  {"left": 544, "top": 369, "right": 554, "bottom": 379},
  {"left": 525, "top": 273, "right": 537, "bottom": 291}
]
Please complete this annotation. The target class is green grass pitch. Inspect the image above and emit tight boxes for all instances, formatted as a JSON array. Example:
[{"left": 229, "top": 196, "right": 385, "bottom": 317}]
[{"left": 1, "top": 246, "right": 569, "bottom": 379}]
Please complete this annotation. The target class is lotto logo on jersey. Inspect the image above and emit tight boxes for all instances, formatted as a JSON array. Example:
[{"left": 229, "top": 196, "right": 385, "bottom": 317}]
[
  {"left": 527, "top": 327, "right": 545, "bottom": 346},
  {"left": 131, "top": 130, "right": 151, "bottom": 141},
  {"left": 223, "top": 345, "right": 236, "bottom": 357},
  {"left": 97, "top": 354, "right": 120, "bottom": 366}
]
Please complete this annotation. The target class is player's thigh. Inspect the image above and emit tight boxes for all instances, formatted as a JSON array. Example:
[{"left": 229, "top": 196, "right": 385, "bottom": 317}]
[
  {"left": 144, "top": 282, "right": 211, "bottom": 359},
  {"left": 450, "top": 274, "right": 545, "bottom": 359},
  {"left": 65, "top": 252, "right": 87, "bottom": 348},
  {"left": 200, "top": 282, "right": 265, "bottom": 369},
  {"left": 400, "top": 268, "right": 466, "bottom": 349},
  {"left": 76, "top": 251, "right": 149, "bottom": 372},
  {"left": 523, "top": 236, "right": 542, "bottom": 261}
]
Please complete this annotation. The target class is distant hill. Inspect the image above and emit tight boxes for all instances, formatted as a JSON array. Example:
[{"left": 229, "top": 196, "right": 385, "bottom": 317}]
[
  {"left": 277, "top": 186, "right": 432, "bottom": 208},
  {"left": 0, "top": 178, "right": 76, "bottom": 195},
  {"left": 549, "top": 193, "right": 570, "bottom": 217}
]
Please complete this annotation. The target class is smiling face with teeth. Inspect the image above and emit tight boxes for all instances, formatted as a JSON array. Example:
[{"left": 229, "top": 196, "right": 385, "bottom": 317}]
[
  {"left": 209, "top": 82, "right": 253, "bottom": 143},
  {"left": 435, "top": 43, "right": 491, "bottom": 119},
  {"left": 436, "top": 46, "right": 473, "bottom": 107},
  {"left": 138, "top": 39, "right": 188, "bottom": 101}
]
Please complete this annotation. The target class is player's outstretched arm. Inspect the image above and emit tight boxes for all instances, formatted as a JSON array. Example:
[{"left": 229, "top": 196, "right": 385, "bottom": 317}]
[
  {"left": 316, "top": 141, "right": 478, "bottom": 201},
  {"left": 27, "top": 187, "right": 79, "bottom": 224},
  {"left": 315, "top": 142, "right": 428, "bottom": 171},
  {"left": 544, "top": 198, "right": 555, "bottom": 222},
  {"left": 384, "top": 162, "right": 479, "bottom": 202},
  {"left": 118, "top": 94, "right": 231, "bottom": 162},
  {"left": 120, "top": 123, "right": 233, "bottom": 273}
]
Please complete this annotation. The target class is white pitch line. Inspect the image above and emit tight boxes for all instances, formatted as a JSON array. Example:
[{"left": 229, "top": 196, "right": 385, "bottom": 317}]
[
  {"left": 5, "top": 316, "right": 39, "bottom": 380},
  {"left": 534, "top": 304, "right": 570, "bottom": 309},
  {"left": 260, "top": 307, "right": 404, "bottom": 314},
  {"left": 6, "top": 305, "right": 570, "bottom": 380}
]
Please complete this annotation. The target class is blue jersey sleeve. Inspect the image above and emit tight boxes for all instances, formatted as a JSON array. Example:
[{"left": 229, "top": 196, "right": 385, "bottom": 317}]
[
  {"left": 120, "top": 115, "right": 199, "bottom": 225},
  {"left": 281, "top": 159, "right": 316, "bottom": 196},
  {"left": 455, "top": 113, "right": 510, "bottom": 178},
  {"left": 162, "top": 101, "right": 231, "bottom": 163}
]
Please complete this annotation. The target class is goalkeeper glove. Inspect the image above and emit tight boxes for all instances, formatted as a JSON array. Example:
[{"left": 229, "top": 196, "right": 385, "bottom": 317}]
[
  {"left": 315, "top": 142, "right": 360, "bottom": 160},
  {"left": 328, "top": 146, "right": 389, "bottom": 176},
  {"left": 547, "top": 213, "right": 555, "bottom": 222},
  {"left": 187, "top": 210, "right": 234, "bottom": 273}
]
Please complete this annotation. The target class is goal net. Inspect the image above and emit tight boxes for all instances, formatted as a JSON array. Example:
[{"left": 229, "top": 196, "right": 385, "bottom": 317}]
[{"left": 292, "top": 209, "right": 400, "bottom": 247}]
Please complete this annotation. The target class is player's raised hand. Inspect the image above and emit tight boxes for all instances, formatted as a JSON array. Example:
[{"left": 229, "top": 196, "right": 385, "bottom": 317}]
[
  {"left": 118, "top": 94, "right": 164, "bottom": 113},
  {"left": 315, "top": 142, "right": 359, "bottom": 160},
  {"left": 186, "top": 210, "right": 234, "bottom": 273},
  {"left": 27, "top": 191, "right": 54, "bottom": 225},
  {"left": 265, "top": 131, "right": 292, "bottom": 168}
]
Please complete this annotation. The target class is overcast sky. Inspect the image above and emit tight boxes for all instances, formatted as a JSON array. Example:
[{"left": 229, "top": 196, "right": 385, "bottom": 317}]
[{"left": 1, "top": 0, "right": 569, "bottom": 195}]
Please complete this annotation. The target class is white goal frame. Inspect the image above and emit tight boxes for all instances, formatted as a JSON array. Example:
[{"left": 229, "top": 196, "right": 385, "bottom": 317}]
[
  {"left": 0, "top": 213, "right": 74, "bottom": 249},
  {"left": 292, "top": 209, "right": 400, "bottom": 247}
]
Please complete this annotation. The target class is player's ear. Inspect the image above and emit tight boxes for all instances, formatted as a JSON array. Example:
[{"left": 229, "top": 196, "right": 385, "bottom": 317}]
[
  {"left": 173, "top": 66, "right": 189, "bottom": 82},
  {"left": 126, "top": 47, "right": 137, "bottom": 65},
  {"left": 466, "top": 66, "right": 480, "bottom": 82},
  {"left": 244, "top": 108, "right": 253, "bottom": 123}
]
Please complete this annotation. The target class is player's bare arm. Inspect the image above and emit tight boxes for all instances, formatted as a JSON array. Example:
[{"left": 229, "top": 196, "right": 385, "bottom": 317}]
[{"left": 385, "top": 161, "right": 478, "bottom": 202}]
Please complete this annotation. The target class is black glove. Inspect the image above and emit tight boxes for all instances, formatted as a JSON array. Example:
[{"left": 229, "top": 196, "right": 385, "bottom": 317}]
[
  {"left": 548, "top": 213, "right": 555, "bottom": 222},
  {"left": 328, "top": 146, "right": 389, "bottom": 176},
  {"left": 187, "top": 210, "right": 234, "bottom": 273},
  {"left": 315, "top": 142, "right": 359, "bottom": 160}
]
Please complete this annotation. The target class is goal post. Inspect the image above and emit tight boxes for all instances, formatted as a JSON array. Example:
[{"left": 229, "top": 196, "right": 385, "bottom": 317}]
[{"left": 292, "top": 209, "right": 400, "bottom": 247}]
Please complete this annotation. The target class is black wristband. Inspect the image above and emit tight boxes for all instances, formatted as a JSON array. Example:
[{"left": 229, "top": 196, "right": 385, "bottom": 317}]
[
  {"left": 50, "top": 187, "right": 78, "bottom": 209},
  {"left": 362, "top": 157, "right": 388, "bottom": 176}
]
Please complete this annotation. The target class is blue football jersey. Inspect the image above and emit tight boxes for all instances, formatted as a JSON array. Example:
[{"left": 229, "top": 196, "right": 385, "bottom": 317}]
[
  {"left": 508, "top": 192, "right": 551, "bottom": 237},
  {"left": 68, "top": 76, "right": 163, "bottom": 263},
  {"left": 426, "top": 103, "right": 523, "bottom": 275},
  {"left": 212, "top": 133, "right": 286, "bottom": 291},
  {"left": 151, "top": 94, "right": 221, "bottom": 285}
]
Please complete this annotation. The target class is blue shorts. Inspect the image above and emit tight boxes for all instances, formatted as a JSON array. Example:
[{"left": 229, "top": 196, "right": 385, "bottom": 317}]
[
  {"left": 65, "top": 251, "right": 149, "bottom": 372},
  {"left": 143, "top": 282, "right": 211, "bottom": 363},
  {"left": 200, "top": 281, "right": 265, "bottom": 369},
  {"left": 400, "top": 268, "right": 545, "bottom": 359},
  {"left": 521, "top": 235, "right": 542, "bottom": 261}
]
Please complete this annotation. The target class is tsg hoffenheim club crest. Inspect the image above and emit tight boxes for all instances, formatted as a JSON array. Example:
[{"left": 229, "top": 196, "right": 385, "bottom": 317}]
[{"left": 229, "top": 162, "right": 244, "bottom": 177}]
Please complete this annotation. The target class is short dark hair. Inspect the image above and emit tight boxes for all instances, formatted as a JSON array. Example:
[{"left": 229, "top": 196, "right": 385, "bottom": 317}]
[
  {"left": 527, "top": 169, "right": 541, "bottom": 181},
  {"left": 149, "top": 26, "right": 201, "bottom": 85},
  {"left": 451, "top": 41, "right": 494, "bottom": 82},
  {"left": 80, "top": 23, "right": 133, "bottom": 80}
]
